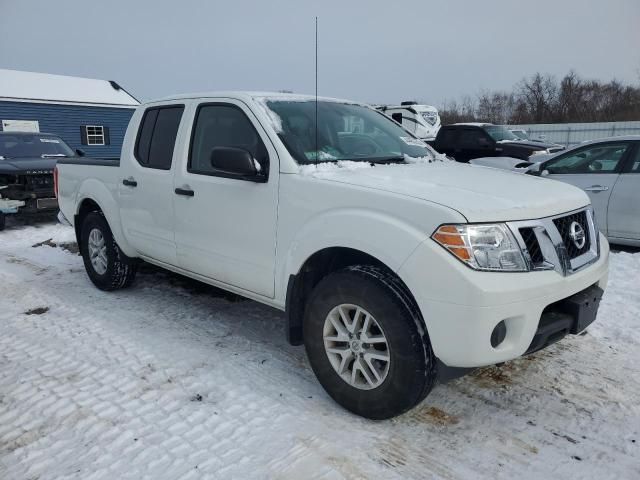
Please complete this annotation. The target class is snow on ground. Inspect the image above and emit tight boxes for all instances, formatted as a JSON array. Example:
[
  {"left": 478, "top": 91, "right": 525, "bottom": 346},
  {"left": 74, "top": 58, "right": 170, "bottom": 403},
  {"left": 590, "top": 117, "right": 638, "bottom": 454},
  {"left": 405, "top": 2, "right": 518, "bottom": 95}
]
[{"left": 0, "top": 218, "right": 638, "bottom": 480}]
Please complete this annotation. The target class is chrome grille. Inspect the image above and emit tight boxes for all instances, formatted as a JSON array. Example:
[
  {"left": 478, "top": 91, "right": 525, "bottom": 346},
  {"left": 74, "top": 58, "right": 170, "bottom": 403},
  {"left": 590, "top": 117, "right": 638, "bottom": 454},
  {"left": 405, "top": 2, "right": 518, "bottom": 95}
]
[
  {"left": 553, "top": 211, "right": 590, "bottom": 259},
  {"left": 508, "top": 207, "right": 599, "bottom": 276},
  {"left": 519, "top": 227, "right": 544, "bottom": 265}
]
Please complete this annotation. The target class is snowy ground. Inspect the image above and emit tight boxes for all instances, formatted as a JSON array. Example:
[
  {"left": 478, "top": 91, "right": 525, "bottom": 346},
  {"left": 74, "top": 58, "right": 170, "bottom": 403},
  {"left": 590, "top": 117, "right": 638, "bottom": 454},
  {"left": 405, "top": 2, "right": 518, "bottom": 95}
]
[{"left": 0, "top": 218, "right": 638, "bottom": 480}]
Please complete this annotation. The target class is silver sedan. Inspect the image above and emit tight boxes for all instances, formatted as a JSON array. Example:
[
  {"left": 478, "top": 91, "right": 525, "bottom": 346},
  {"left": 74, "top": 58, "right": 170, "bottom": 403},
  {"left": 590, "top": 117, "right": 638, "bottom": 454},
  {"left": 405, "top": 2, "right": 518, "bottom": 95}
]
[{"left": 470, "top": 136, "right": 640, "bottom": 247}]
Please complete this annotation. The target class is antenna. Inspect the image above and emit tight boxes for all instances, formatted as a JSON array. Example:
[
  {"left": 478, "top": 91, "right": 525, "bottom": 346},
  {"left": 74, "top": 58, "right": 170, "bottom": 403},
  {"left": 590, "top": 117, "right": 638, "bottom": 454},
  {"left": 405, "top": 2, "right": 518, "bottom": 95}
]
[{"left": 315, "top": 16, "right": 318, "bottom": 168}]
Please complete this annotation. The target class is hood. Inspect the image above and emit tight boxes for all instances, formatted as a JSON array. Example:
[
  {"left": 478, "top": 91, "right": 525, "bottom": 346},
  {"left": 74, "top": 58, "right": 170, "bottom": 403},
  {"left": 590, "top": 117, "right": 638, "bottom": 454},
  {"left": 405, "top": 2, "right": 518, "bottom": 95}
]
[
  {"left": 469, "top": 157, "right": 533, "bottom": 171},
  {"left": 0, "top": 157, "right": 57, "bottom": 174},
  {"left": 302, "top": 162, "right": 589, "bottom": 222},
  {"left": 498, "top": 139, "right": 562, "bottom": 151}
]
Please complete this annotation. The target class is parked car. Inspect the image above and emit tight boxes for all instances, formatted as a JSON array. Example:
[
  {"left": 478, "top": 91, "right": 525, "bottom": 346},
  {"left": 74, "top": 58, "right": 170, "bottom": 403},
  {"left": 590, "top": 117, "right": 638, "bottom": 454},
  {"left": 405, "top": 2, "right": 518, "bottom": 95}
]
[
  {"left": 0, "top": 132, "right": 82, "bottom": 223},
  {"left": 56, "top": 92, "right": 609, "bottom": 419},
  {"left": 527, "top": 136, "right": 640, "bottom": 247},
  {"left": 431, "top": 123, "right": 565, "bottom": 162},
  {"left": 377, "top": 102, "right": 441, "bottom": 141}
]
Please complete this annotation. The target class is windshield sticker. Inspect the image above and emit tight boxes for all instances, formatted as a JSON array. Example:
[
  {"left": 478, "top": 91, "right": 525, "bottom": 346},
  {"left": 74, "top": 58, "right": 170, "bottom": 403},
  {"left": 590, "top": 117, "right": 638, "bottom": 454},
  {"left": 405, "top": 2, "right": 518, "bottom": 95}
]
[
  {"left": 39, "top": 138, "right": 60, "bottom": 144},
  {"left": 400, "top": 136, "right": 427, "bottom": 147},
  {"left": 304, "top": 147, "right": 340, "bottom": 161}
]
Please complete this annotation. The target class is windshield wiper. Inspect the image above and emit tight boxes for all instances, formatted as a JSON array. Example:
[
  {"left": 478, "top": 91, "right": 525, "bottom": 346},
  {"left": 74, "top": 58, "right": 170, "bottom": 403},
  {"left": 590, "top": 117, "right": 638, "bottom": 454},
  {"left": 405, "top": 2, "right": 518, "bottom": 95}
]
[
  {"left": 339, "top": 156, "right": 406, "bottom": 165},
  {"left": 41, "top": 154, "right": 68, "bottom": 158}
]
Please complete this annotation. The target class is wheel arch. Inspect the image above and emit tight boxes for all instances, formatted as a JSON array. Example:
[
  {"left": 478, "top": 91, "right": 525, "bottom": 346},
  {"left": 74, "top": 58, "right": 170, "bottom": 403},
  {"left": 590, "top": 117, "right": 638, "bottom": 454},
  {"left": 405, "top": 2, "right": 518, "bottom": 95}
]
[
  {"left": 284, "top": 246, "right": 425, "bottom": 346},
  {"left": 73, "top": 181, "right": 137, "bottom": 258}
]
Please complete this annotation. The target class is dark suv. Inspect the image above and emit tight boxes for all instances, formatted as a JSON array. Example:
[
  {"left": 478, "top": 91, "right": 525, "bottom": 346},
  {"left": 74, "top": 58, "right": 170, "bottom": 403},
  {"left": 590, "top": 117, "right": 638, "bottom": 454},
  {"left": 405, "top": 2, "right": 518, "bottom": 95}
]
[
  {"left": 0, "top": 132, "right": 80, "bottom": 218},
  {"left": 432, "top": 123, "right": 564, "bottom": 163}
]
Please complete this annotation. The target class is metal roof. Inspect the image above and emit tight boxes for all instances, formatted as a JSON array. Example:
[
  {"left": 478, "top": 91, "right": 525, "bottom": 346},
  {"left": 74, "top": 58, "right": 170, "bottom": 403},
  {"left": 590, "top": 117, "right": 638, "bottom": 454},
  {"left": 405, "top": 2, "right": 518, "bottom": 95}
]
[{"left": 0, "top": 69, "right": 139, "bottom": 107}]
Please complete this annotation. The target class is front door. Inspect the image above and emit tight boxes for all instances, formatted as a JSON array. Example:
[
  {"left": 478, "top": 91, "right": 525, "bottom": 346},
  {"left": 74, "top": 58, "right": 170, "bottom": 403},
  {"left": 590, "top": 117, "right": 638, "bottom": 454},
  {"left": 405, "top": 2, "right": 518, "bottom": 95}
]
[
  {"left": 173, "top": 100, "right": 279, "bottom": 298},
  {"left": 118, "top": 104, "right": 185, "bottom": 265},
  {"left": 607, "top": 144, "right": 640, "bottom": 241},
  {"left": 542, "top": 141, "right": 632, "bottom": 235}
]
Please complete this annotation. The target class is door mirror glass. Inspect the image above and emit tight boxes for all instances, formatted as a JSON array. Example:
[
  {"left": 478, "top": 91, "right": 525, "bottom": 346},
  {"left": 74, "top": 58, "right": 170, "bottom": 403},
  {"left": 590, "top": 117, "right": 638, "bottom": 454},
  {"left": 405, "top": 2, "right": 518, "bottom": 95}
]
[
  {"left": 210, "top": 147, "right": 258, "bottom": 177},
  {"left": 75, "top": 148, "right": 85, "bottom": 157}
]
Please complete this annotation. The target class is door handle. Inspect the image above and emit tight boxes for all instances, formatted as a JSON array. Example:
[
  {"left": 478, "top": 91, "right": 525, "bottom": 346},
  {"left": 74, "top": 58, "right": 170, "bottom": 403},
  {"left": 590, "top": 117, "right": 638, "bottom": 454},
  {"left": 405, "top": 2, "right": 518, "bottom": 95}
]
[
  {"left": 584, "top": 185, "right": 609, "bottom": 192},
  {"left": 175, "top": 187, "right": 195, "bottom": 197},
  {"left": 122, "top": 178, "right": 137, "bottom": 187}
]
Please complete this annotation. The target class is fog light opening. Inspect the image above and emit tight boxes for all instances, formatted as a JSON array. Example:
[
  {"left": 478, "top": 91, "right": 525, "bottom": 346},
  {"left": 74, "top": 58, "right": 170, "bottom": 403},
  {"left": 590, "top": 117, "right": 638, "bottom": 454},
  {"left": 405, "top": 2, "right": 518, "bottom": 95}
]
[{"left": 491, "top": 320, "right": 507, "bottom": 348}]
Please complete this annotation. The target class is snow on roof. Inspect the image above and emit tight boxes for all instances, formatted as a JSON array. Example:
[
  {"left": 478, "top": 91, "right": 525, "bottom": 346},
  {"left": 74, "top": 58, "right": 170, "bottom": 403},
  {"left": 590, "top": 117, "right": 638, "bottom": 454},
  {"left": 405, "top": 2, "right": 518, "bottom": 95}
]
[
  {"left": 151, "top": 91, "right": 360, "bottom": 105},
  {"left": 381, "top": 104, "right": 438, "bottom": 112},
  {"left": 0, "top": 69, "right": 139, "bottom": 107}
]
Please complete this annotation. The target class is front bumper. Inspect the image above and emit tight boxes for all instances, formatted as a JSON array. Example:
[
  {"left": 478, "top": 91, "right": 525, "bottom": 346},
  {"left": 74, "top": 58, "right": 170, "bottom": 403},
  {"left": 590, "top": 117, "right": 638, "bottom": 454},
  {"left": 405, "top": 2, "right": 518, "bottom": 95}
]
[{"left": 398, "top": 233, "right": 609, "bottom": 368}]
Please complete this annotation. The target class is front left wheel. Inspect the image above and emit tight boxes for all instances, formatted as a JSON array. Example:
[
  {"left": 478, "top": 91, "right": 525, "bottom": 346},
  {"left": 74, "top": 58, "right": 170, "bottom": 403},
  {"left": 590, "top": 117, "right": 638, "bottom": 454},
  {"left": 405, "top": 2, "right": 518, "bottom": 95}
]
[
  {"left": 303, "top": 265, "right": 437, "bottom": 419},
  {"left": 80, "top": 212, "right": 137, "bottom": 291}
]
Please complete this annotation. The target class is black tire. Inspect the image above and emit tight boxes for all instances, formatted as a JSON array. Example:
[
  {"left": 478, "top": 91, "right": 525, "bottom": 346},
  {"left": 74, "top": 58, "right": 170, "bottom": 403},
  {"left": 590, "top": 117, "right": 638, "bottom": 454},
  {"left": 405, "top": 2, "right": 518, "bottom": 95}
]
[
  {"left": 303, "top": 265, "right": 437, "bottom": 419},
  {"left": 80, "top": 212, "right": 137, "bottom": 291},
  {"left": 0, "top": 212, "right": 5, "bottom": 231}
]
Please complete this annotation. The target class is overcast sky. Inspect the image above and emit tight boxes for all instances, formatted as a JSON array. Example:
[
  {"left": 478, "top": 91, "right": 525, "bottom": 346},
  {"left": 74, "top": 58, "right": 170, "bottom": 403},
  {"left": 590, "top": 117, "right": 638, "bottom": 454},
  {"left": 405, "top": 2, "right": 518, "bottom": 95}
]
[{"left": 1, "top": 0, "right": 638, "bottom": 105}]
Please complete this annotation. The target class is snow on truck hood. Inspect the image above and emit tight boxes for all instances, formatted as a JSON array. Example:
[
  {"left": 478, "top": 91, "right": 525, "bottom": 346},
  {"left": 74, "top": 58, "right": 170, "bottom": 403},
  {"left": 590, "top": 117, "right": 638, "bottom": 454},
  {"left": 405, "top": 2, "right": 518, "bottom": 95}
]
[{"left": 299, "top": 162, "right": 590, "bottom": 222}]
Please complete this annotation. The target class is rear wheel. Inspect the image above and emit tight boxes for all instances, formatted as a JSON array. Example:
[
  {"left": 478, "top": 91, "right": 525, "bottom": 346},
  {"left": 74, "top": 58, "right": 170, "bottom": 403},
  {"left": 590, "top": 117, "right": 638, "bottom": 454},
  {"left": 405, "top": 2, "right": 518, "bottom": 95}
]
[
  {"left": 80, "top": 212, "right": 137, "bottom": 291},
  {"left": 304, "top": 265, "right": 437, "bottom": 419}
]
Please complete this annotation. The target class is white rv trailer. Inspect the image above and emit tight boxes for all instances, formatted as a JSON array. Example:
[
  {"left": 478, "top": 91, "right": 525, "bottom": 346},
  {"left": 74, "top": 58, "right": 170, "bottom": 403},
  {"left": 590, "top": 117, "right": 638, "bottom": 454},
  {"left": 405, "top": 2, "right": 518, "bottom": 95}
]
[{"left": 377, "top": 101, "right": 441, "bottom": 141}]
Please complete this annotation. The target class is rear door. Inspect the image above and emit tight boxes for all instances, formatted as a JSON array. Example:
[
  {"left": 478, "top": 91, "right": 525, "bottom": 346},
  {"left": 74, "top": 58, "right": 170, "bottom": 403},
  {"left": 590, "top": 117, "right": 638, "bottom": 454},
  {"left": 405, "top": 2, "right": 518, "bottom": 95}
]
[
  {"left": 607, "top": 143, "right": 640, "bottom": 242},
  {"left": 433, "top": 127, "right": 457, "bottom": 156},
  {"left": 541, "top": 141, "right": 632, "bottom": 235},
  {"left": 118, "top": 104, "right": 185, "bottom": 265},
  {"left": 457, "top": 128, "right": 494, "bottom": 162}
]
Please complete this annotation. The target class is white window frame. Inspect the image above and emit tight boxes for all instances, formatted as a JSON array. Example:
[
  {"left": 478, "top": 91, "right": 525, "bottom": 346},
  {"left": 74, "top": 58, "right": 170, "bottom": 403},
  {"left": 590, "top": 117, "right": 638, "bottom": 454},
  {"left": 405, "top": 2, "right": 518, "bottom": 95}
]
[{"left": 85, "top": 125, "right": 105, "bottom": 145}]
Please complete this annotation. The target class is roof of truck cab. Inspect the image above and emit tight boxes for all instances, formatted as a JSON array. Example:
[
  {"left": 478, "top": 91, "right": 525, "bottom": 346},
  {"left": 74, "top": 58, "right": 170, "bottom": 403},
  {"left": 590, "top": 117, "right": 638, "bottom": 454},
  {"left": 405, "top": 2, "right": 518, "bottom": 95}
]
[{"left": 146, "top": 91, "right": 363, "bottom": 105}]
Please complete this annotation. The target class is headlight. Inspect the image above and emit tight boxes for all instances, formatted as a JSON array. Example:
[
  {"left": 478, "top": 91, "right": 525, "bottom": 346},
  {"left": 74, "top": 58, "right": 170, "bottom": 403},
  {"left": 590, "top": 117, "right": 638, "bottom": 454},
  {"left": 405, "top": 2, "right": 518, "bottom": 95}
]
[{"left": 432, "top": 224, "right": 527, "bottom": 271}]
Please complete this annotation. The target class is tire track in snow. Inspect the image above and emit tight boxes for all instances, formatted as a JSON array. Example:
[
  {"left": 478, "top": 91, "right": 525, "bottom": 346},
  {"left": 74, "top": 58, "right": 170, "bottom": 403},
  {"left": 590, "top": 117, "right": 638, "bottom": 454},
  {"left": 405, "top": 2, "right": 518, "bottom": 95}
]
[{"left": 1, "top": 224, "right": 639, "bottom": 480}]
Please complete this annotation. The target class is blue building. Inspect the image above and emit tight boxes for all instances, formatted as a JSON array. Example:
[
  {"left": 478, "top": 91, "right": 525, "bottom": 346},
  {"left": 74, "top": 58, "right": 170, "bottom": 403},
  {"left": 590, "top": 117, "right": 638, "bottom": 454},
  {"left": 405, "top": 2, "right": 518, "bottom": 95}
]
[{"left": 0, "top": 69, "right": 139, "bottom": 158}]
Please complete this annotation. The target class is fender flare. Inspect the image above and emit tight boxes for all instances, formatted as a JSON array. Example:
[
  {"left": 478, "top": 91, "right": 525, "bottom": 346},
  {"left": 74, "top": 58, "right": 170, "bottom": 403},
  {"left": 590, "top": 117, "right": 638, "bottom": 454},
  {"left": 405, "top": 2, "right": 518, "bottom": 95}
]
[{"left": 74, "top": 178, "right": 138, "bottom": 258}]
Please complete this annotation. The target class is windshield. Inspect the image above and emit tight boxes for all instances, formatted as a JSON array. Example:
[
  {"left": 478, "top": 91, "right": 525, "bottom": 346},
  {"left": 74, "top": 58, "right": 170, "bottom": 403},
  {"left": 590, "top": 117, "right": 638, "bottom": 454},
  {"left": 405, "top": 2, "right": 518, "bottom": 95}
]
[
  {"left": 0, "top": 134, "right": 75, "bottom": 159},
  {"left": 484, "top": 125, "right": 519, "bottom": 142},
  {"left": 264, "top": 100, "right": 436, "bottom": 164},
  {"left": 511, "top": 130, "right": 529, "bottom": 140}
]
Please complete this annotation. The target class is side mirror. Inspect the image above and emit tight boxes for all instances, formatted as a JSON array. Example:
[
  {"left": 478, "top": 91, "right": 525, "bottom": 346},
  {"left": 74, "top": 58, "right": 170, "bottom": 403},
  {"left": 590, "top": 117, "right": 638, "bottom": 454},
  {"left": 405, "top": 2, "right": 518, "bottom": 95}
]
[
  {"left": 541, "top": 169, "right": 550, "bottom": 177},
  {"left": 210, "top": 146, "right": 262, "bottom": 180},
  {"left": 75, "top": 148, "right": 85, "bottom": 157}
]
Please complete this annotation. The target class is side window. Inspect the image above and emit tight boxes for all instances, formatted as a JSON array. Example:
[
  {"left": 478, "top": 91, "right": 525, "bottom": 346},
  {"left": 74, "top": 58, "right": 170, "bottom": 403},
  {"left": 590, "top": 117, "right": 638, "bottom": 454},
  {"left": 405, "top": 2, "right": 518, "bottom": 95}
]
[
  {"left": 189, "top": 104, "right": 268, "bottom": 176},
  {"left": 458, "top": 129, "right": 485, "bottom": 148},
  {"left": 135, "top": 105, "right": 184, "bottom": 170},
  {"left": 544, "top": 142, "right": 630, "bottom": 175}
]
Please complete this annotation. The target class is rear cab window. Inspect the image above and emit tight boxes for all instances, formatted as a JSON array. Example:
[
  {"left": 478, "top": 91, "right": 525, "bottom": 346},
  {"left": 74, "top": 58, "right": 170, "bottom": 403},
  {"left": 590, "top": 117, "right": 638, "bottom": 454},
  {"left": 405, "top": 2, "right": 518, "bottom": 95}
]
[
  {"left": 458, "top": 128, "right": 487, "bottom": 148},
  {"left": 135, "top": 105, "right": 185, "bottom": 170}
]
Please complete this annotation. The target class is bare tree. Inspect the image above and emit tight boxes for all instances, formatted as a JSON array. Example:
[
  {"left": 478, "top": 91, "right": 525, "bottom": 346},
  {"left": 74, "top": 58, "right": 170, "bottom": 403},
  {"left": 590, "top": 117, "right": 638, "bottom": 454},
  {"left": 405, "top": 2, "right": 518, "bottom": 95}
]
[{"left": 437, "top": 71, "right": 640, "bottom": 125}]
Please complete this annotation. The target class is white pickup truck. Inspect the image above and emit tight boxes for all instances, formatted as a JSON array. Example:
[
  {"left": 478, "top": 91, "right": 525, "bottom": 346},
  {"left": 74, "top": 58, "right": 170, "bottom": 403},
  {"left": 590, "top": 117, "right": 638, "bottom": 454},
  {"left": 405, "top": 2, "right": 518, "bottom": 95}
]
[{"left": 56, "top": 92, "right": 609, "bottom": 419}]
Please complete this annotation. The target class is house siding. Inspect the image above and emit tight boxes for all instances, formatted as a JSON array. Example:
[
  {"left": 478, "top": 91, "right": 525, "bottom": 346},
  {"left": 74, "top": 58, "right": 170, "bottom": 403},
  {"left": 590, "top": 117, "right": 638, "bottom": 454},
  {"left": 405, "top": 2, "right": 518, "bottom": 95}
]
[{"left": 0, "top": 101, "right": 135, "bottom": 158}]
